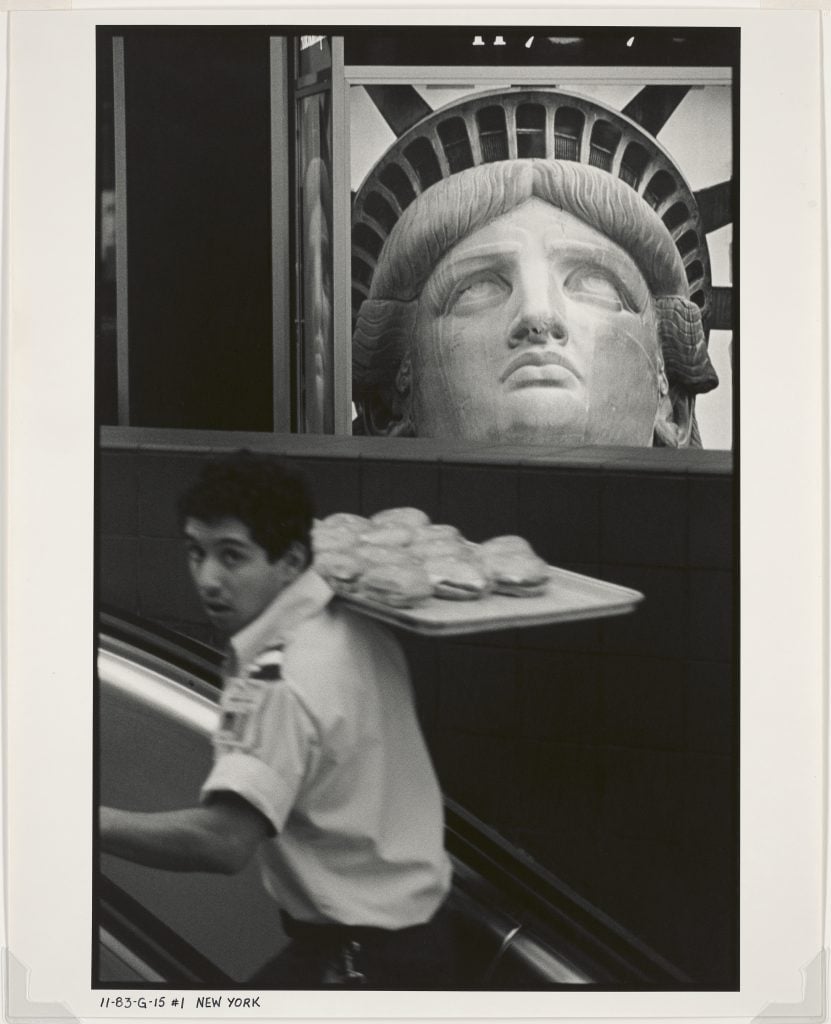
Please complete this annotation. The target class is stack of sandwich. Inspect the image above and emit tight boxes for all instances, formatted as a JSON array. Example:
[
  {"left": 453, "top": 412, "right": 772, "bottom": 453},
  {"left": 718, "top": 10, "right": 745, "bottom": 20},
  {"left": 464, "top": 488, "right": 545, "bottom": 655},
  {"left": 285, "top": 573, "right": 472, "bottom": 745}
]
[{"left": 312, "top": 507, "right": 550, "bottom": 609}]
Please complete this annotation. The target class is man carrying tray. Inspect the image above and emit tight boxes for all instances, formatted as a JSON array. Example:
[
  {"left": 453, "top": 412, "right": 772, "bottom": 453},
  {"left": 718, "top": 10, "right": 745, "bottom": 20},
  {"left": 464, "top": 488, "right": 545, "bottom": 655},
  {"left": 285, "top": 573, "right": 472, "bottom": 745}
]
[{"left": 99, "top": 450, "right": 454, "bottom": 988}]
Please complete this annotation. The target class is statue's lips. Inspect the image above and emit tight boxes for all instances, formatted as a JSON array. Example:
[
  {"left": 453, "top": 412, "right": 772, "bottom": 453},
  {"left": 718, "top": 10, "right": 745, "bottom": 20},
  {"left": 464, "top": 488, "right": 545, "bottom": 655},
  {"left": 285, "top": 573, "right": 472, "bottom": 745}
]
[{"left": 500, "top": 351, "right": 583, "bottom": 389}]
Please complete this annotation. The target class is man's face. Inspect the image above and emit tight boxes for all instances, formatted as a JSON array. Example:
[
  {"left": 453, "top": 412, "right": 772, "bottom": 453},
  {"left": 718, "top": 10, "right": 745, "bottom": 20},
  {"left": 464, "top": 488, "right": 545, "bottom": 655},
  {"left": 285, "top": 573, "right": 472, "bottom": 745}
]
[
  {"left": 183, "top": 517, "right": 294, "bottom": 637},
  {"left": 409, "top": 198, "right": 662, "bottom": 445}
]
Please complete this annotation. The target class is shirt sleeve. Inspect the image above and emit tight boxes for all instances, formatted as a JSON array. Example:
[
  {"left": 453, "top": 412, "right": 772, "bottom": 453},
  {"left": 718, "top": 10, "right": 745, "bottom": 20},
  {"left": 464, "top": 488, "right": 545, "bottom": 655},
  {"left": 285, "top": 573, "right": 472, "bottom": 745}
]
[{"left": 200, "top": 675, "right": 320, "bottom": 834}]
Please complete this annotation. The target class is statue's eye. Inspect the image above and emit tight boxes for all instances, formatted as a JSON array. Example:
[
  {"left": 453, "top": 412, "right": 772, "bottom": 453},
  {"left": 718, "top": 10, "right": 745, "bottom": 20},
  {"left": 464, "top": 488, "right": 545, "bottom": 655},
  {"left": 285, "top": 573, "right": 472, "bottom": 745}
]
[
  {"left": 565, "top": 269, "right": 627, "bottom": 311},
  {"left": 448, "top": 274, "right": 508, "bottom": 312}
]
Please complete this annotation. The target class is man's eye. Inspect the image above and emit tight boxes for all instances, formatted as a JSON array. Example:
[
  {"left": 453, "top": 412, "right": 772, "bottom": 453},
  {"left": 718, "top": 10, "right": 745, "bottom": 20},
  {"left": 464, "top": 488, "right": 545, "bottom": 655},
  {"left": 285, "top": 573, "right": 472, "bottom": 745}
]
[
  {"left": 566, "top": 270, "right": 626, "bottom": 311},
  {"left": 186, "top": 546, "right": 204, "bottom": 564},
  {"left": 220, "top": 551, "right": 244, "bottom": 569}
]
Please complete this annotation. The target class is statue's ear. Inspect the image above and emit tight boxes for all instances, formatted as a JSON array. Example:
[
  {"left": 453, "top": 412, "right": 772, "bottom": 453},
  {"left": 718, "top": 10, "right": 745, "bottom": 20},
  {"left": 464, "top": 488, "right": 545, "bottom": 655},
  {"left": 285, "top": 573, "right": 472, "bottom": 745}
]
[
  {"left": 360, "top": 358, "right": 414, "bottom": 437},
  {"left": 653, "top": 366, "right": 693, "bottom": 448}
]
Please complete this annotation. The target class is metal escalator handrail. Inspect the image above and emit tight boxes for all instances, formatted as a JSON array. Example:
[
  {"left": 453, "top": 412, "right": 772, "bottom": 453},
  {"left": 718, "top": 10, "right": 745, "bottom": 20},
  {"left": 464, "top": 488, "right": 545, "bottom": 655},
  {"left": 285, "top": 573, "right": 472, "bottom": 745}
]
[
  {"left": 444, "top": 799, "right": 691, "bottom": 986},
  {"left": 98, "top": 874, "right": 234, "bottom": 987},
  {"left": 99, "top": 608, "right": 224, "bottom": 687}
]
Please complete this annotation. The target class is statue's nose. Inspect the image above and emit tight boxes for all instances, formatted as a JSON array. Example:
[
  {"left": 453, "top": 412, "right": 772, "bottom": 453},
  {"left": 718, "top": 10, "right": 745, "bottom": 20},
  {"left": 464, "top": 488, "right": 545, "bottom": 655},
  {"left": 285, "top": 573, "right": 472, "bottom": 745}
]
[
  {"left": 509, "top": 298, "right": 568, "bottom": 348},
  {"left": 509, "top": 259, "right": 568, "bottom": 347}
]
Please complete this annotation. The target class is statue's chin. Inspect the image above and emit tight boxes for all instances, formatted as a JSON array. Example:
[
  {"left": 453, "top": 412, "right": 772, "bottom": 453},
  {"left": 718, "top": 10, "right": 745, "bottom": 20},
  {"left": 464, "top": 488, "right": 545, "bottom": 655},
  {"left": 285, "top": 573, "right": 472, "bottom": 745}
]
[
  {"left": 414, "top": 392, "right": 590, "bottom": 445},
  {"left": 412, "top": 388, "right": 658, "bottom": 446}
]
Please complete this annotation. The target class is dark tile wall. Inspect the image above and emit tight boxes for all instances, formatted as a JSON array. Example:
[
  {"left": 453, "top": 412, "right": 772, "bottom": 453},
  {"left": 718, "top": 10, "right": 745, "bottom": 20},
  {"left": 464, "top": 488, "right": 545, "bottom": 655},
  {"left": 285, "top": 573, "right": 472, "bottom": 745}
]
[{"left": 98, "top": 436, "right": 736, "bottom": 986}]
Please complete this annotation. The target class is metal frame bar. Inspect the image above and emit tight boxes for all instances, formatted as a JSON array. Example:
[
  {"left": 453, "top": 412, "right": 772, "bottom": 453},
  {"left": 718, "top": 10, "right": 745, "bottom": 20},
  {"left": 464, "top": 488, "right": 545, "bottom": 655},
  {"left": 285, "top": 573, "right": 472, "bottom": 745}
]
[
  {"left": 331, "top": 37, "right": 352, "bottom": 434},
  {"left": 344, "top": 65, "right": 733, "bottom": 86},
  {"left": 269, "top": 38, "right": 293, "bottom": 433}
]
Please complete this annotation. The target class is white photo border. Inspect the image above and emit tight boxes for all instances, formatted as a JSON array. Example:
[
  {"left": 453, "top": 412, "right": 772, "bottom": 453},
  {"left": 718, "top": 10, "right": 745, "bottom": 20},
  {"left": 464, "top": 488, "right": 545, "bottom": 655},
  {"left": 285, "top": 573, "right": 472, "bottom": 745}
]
[{"left": 5, "top": 5, "right": 825, "bottom": 1022}]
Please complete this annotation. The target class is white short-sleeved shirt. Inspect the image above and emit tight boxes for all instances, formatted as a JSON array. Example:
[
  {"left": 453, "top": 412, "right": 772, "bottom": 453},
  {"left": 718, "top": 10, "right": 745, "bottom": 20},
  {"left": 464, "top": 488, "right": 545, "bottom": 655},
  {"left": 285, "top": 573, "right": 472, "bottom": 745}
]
[{"left": 201, "top": 568, "right": 452, "bottom": 928}]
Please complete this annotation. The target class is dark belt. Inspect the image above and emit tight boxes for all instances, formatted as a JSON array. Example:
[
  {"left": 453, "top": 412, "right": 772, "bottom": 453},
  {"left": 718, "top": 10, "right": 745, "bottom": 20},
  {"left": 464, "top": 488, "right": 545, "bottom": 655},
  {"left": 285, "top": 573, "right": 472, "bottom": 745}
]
[
  {"left": 280, "top": 909, "right": 436, "bottom": 946},
  {"left": 274, "top": 903, "right": 454, "bottom": 988},
  {"left": 279, "top": 911, "right": 436, "bottom": 987}
]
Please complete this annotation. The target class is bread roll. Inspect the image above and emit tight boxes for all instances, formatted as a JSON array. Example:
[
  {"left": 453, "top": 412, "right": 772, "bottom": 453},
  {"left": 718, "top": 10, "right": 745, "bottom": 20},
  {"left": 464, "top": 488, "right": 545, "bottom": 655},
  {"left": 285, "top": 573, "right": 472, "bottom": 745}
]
[
  {"left": 411, "top": 523, "right": 461, "bottom": 544},
  {"left": 371, "top": 507, "right": 431, "bottom": 529},
  {"left": 321, "top": 512, "right": 370, "bottom": 533},
  {"left": 359, "top": 524, "right": 414, "bottom": 548},
  {"left": 355, "top": 544, "right": 416, "bottom": 568},
  {"left": 409, "top": 538, "right": 473, "bottom": 564},
  {"left": 360, "top": 563, "right": 433, "bottom": 608},
  {"left": 484, "top": 552, "right": 550, "bottom": 597},
  {"left": 423, "top": 557, "right": 489, "bottom": 601},
  {"left": 480, "top": 535, "right": 536, "bottom": 557}
]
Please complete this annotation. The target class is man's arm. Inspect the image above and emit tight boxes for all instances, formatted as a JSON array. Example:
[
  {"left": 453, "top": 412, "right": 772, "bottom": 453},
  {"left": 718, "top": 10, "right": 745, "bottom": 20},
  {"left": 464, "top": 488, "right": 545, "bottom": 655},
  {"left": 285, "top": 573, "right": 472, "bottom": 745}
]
[{"left": 99, "top": 792, "right": 273, "bottom": 875}]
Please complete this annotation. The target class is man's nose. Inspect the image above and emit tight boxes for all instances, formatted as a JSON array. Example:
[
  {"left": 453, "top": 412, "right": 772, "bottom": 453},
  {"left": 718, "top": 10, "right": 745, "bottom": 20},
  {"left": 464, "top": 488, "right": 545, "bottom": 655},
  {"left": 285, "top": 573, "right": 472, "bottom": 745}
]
[
  {"left": 509, "top": 266, "right": 568, "bottom": 348},
  {"left": 194, "top": 558, "right": 222, "bottom": 594}
]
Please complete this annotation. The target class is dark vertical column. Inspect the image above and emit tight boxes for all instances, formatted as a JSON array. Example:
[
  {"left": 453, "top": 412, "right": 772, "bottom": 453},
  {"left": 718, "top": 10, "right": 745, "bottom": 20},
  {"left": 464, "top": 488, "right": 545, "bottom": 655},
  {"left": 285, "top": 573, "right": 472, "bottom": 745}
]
[{"left": 123, "top": 29, "right": 274, "bottom": 430}]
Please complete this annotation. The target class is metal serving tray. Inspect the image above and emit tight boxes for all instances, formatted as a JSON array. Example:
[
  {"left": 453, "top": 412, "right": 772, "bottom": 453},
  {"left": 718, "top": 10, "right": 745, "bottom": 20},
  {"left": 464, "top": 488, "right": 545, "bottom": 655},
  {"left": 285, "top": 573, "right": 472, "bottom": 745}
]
[{"left": 340, "top": 565, "right": 644, "bottom": 637}]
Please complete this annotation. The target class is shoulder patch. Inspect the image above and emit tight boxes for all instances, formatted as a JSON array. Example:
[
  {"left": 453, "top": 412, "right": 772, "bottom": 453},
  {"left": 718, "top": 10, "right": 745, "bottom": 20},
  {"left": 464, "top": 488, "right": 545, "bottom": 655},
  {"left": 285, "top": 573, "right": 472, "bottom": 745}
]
[{"left": 214, "top": 677, "right": 270, "bottom": 751}]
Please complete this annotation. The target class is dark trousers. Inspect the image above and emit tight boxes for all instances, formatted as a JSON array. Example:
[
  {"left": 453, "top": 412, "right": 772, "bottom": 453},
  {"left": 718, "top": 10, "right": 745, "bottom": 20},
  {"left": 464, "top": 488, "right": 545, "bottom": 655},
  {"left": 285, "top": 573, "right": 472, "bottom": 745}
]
[{"left": 247, "top": 902, "right": 457, "bottom": 990}]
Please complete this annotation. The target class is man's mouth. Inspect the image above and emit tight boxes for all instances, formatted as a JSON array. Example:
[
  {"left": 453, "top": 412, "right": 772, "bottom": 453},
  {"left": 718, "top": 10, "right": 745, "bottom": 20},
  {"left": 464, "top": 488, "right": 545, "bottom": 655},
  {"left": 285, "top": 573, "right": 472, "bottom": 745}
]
[
  {"left": 500, "top": 351, "right": 583, "bottom": 389},
  {"left": 203, "top": 600, "right": 233, "bottom": 617}
]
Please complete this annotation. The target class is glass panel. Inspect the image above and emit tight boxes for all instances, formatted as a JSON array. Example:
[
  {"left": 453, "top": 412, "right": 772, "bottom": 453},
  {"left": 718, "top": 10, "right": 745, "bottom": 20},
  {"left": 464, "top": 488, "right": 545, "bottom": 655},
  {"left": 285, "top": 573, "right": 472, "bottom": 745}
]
[
  {"left": 297, "top": 35, "right": 332, "bottom": 84},
  {"left": 619, "top": 141, "right": 649, "bottom": 189},
  {"left": 554, "top": 106, "right": 583, "bottom": 161},
  {"left": 364, "top": 191, "right": 398, "bottom": 233},
  {"left": 588, "top": 119, "right": 621, "bottom": 172},
  {"left": 662, "top": 201, "right": 690, "bottom": 232},
  {"left": 476, "top": 106, "right": 509, "bottom": 161},
  {"left": 403, "top": 136, "right": 443, "bottom": 191},
  {"left": 437, "top": 117, "right": 474, "bottom": 173},
  {"left": 685, "top": 259, "right": 704, "bottom": 285},
  {"left": 353, "top": 222, "right": 384, "bottom": 260},
  {"left": 297, "top": 90, "right": 334, "bottom": 433},
  {"left": 516, "top": 103, "right": 546, "bottom": 158},
  {"left": 379, "top": 163, "right": 416, "bottom": 211},
  {"left": 677, "top": 229, "right": 699, "bottom": 258},
  {"left": 643, "top": 169, "right": 677, "bottom": 209}
]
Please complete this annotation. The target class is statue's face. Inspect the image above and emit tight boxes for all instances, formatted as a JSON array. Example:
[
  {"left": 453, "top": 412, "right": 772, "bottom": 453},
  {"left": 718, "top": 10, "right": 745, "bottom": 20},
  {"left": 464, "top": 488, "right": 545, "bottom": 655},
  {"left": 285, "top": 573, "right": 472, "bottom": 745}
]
[{"left": 409, "top": 198, "right": 662, "bottom": 445}]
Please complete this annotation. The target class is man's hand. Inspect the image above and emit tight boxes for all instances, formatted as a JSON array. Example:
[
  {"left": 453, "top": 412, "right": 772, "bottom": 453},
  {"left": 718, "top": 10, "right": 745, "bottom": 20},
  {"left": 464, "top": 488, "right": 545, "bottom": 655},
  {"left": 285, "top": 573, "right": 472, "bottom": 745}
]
[{"left": 99, "top": 792, "right": 273, "bottom": 874}]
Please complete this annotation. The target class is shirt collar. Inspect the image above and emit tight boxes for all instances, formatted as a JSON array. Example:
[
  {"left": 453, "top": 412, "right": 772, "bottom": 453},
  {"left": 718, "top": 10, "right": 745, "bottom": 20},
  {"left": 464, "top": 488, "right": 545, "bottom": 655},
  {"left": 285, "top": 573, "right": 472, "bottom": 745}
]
[{"left": 229, "top": 568, "right": 334, "bottom": 672}]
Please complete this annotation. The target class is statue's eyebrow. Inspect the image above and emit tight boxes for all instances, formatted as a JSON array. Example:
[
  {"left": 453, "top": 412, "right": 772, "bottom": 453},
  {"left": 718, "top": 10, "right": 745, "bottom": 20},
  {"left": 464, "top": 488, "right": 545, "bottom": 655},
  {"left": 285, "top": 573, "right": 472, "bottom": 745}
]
[
  {"left": 541, "top": 236, "right": 637, "bottom": 268},
  {"left": 543, "top": 237, "right": 599, "bottom": 257},
  {"left": 447, "top": 237, "right": 643, "bottom": 279},
  {"left": 425, "top": 244, "right": 520, "bottom": 309},
  {"left": 542, "top": 237, "right": 650, "bottom": 302},
  {"left": 442, "top": 242, "right": 523, "bottom": 267}
]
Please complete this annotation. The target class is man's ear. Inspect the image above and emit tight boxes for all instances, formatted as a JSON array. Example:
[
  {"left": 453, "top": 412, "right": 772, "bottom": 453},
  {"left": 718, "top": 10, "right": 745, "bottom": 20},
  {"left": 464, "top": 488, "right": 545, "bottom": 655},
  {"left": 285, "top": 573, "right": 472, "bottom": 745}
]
[
  {"left": 279, "top": 541, "right": 308, "bottom": 577},
  {"left": 653, "top": 366, "right": 694, "bottom": 448}
]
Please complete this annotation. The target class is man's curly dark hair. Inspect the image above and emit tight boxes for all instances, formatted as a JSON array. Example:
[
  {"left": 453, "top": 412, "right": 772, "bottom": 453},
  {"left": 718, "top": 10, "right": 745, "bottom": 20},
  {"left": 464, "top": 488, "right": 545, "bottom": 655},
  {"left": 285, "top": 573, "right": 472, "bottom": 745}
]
[{"left": 177, "top": 451, "right": 314, "bottom": 564}]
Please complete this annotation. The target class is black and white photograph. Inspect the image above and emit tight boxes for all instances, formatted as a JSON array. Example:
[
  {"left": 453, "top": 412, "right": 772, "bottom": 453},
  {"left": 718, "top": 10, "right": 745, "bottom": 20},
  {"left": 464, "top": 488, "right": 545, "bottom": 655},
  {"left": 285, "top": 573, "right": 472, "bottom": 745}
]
[
  {"left": 4, "top": 7, "right": 826, "bottom": 1022},
  {"left": 94, "top": 24, "right": 739, "bottom": 991}
]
